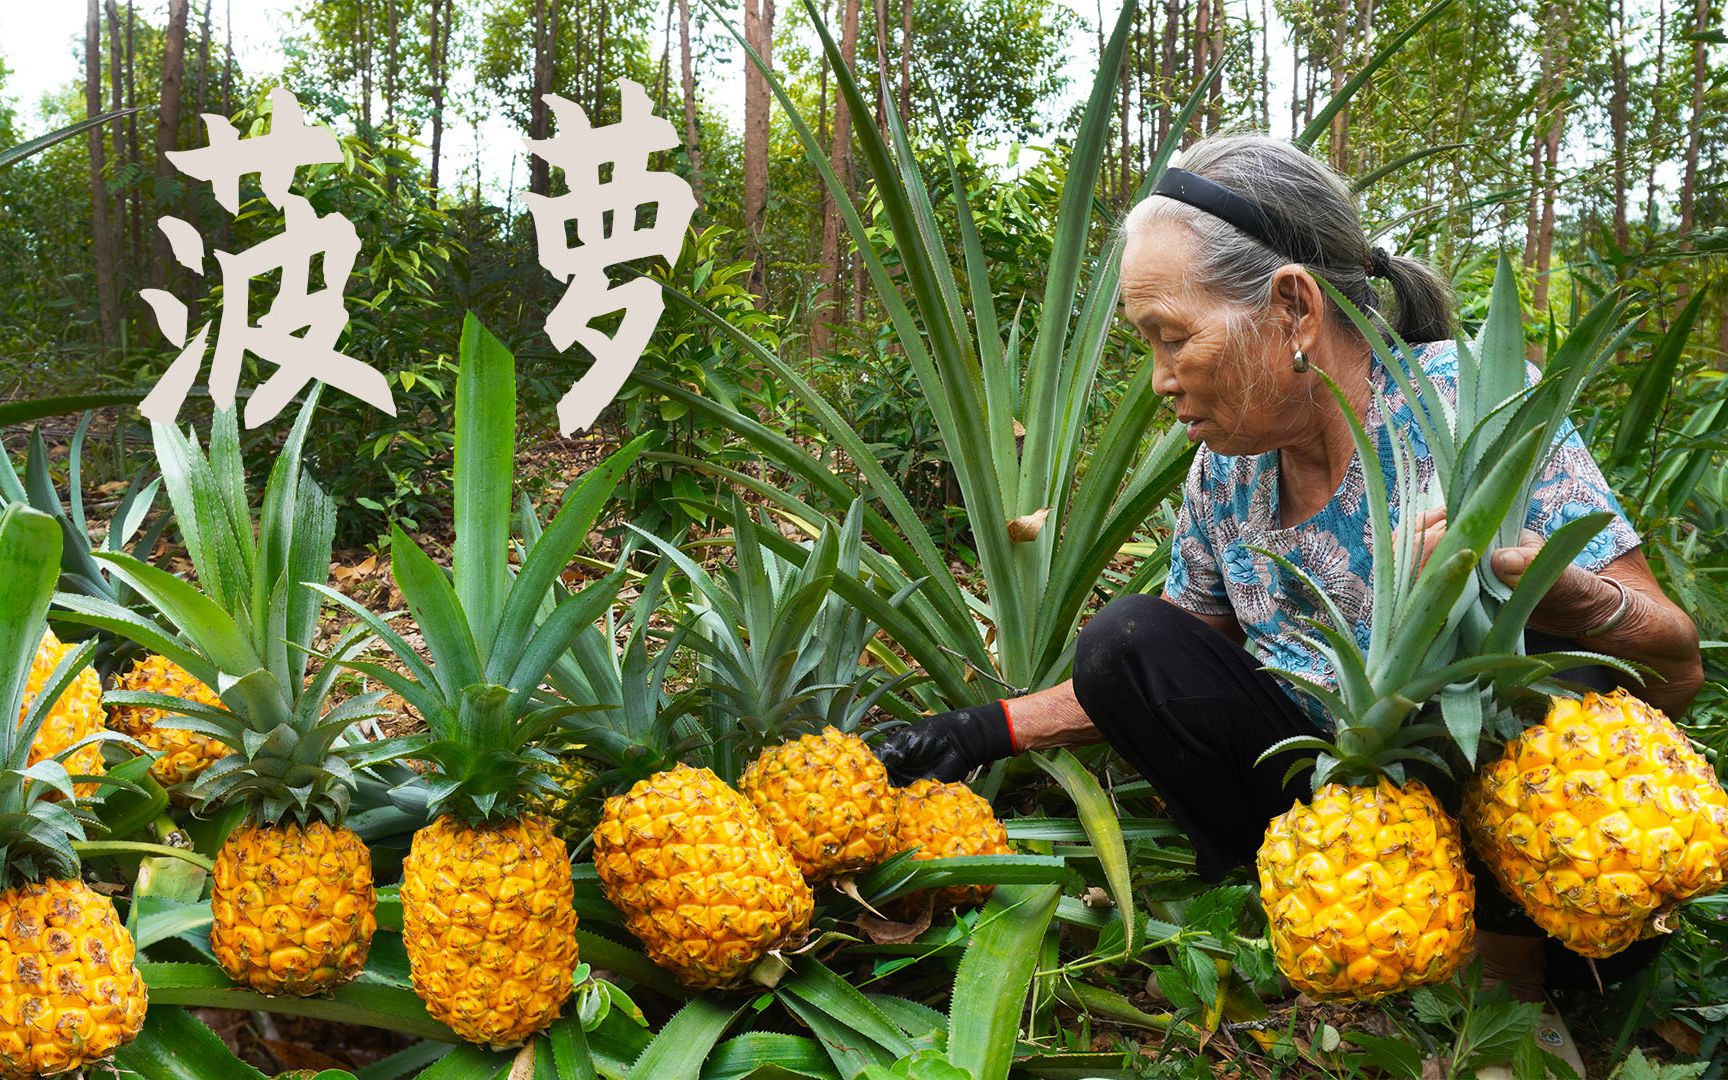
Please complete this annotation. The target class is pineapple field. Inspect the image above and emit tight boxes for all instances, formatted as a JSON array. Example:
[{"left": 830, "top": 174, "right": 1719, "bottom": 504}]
[{"left": 3, "top": 0, "right": 1728, "bottom": 1076}]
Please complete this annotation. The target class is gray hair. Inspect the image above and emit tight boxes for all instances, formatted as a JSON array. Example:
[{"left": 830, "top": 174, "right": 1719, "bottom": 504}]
[{"left": 1123, "top": 134, "right": 1455, "bottom": 344}]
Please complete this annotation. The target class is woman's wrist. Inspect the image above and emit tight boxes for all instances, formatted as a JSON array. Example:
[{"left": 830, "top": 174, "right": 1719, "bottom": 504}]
[{"left": 1533, "top": 568, "right": 1634, "bottom": 640}]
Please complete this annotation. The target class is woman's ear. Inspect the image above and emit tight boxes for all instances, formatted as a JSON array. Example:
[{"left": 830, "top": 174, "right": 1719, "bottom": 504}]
[{"left": 1268, "top": 265, "right": 1324, "bottom": 352}]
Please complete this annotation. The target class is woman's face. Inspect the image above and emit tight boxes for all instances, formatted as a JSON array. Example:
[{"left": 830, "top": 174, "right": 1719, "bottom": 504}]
[{"left": 1120, "top": 220, "right": 1307, "bottom": 457}]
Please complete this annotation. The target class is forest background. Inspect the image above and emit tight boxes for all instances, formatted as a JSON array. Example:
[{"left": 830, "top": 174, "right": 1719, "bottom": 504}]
[{"left": 0, "top": 0, "right": 1722, "bottom": 557}]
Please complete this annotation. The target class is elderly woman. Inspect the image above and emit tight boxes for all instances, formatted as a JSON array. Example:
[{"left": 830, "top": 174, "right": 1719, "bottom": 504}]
[{"left": 876, "top": 134, "right": 1702, "bottom": 1062}]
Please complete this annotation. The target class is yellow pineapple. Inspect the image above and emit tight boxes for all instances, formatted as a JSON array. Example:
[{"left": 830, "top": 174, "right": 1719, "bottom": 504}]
[
  {"left": 1258, "top": 779, "right": 1474, "bottom": 999},
  {"left": 56, "top": 403, "right": 386, "bottom": 1000},
  {"left": 0, "top": 506, "right": 145, "bottom": 1075},
  {"left": 593, "top": 763, "right": 814, "bottom": 989},
  {"left": 210, "top": 820, "right": 377, "bottom": 995},
  {"left": 0, "top": 878, "right": 148, "bottom": 1079},
  {"left": 889, "top": 778, "right": 1011, "bottom": 915},
  {"left": 1463, "top": 689, "right": 1728, "bottom": 957},
  {"left": 739, "top": 727, "right": 897, "bottom": 881},
  {"left": 400, "top": 815, "right": 577, "bottom": 1047},
  {"left": 524, "top": 749, "right": 604, "bottom": 847},
  {"left": 18, "top": 629, "right": 105, "bottom": 798},
  {"left": 107, "top": 654, "right": 227, "bottom": 788}
]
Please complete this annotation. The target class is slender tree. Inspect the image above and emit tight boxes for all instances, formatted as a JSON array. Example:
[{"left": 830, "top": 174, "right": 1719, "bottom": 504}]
[
  {"left": 899, "top": 0, "right": 912, "bottom": 124},
  {"left": 151, "top": 0, "right": 190, "bottom": 291},
  {"left": 814, "top": 0, "right": 861, "bottom": 352},
  {"left": 195, "top": 0, "right": 212, "bottom": 114},
  {"left": 1610, "top": 0, "right": 1630, "bottom": 249},
  {"left": 87, "top": 0, "right": 117, "bottom": 342},
  {"left": 1644, "top": 0, "right": 1666, "bottom": 227},
  {"left": 679, "top": 0, "right": 701, "bottom": 208},
  {"left": 530, "top": 0, "right": 552, "bottom": 195},
  {"left": 744, "top": 0, "right": 776, "bottom": 299},
  {"left": 1677, "top": 0, "right": 1708, "bottom": 238}
]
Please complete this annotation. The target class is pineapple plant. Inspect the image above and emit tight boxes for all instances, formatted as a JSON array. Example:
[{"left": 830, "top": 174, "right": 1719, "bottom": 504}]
[
  {"left": 56, "top": 394, "right": 386, "bottom": 997},
  {"left": 592, "top": 762, "right": 815, "bottom": 989},
  {"left": 642, "top": 498, "right": 913, "bottom": 882},
  {"left": 523, "top": 740, "right": 604, "bottom": 846},
  {"left": 888, "top": 778, "right": 1012, "bottom": 915},
  {"left": 0, "top": 504, "right": 146, "bottom": 1076},
  {"left": 17, "top": 628, "right": 106, "bottom": 798},
  {"left": 1326, "top": 257, "right": 1728, "bottom": 960},
  {"left": 105, "top": 654, "right": 226, "bottom": 788},
  {"left": 321, "top": 316, "right": 645, "bottom": 1046},
  {"left": 0, "top": 415, "right": 168, "bottom": 679},
  {"left": 1249, "top": 258, "right": 1620, "bottom": 999}
]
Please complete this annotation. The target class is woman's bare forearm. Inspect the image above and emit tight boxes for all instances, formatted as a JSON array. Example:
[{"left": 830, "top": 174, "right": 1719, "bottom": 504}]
[
  {"left": 1003, "top": 680, "right": 1102, "bottom": 751},
  {"left": 1529, "top": 552, "right": 1703, "bottom": 717}
]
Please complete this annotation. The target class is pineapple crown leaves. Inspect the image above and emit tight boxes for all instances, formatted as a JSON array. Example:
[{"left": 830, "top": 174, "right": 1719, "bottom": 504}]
[
  {"left": 0, "top": 415, "right": 168, "bottom": 610},
  {"left": 0, "top": 505, "right": 147, "bottom": 889},
  {"left": 1258, "top": 256, "right": 1633, "bottom": 790},
  {"left": 50, "top": 388, "right": 381, "bottom": 829},
  {"left": 539, "top": 557, "right": 714, "bottom": 784},
  {"left": 629, "top": 495, "right": 913, "bottom": 775},
  {"left": 320, "top": 314, "right": 649, "bottom": 823}
]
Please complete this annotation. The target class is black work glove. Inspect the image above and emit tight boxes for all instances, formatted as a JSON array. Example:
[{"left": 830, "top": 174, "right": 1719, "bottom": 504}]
[{"left": 874, "top": 701, "right": 1015, "bottom": 785}]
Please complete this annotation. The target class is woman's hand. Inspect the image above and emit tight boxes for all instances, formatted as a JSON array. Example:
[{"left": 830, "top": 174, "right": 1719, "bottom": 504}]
[{"left": 1403, "top": 509, "right": 1703, "bottom": 715}]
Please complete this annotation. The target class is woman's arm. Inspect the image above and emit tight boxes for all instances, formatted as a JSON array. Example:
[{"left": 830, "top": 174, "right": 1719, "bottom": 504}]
[
  {"left": 1007, "top": 597, "right": 1246, "bottom": 751},
  {"left": 1492, "top": 544, "right": 1704, "bottom": 717}
]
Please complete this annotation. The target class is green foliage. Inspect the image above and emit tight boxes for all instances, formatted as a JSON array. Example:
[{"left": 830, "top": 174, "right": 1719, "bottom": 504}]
[{"left": 55, "top": 392, "right": 387, "bottom": 825}]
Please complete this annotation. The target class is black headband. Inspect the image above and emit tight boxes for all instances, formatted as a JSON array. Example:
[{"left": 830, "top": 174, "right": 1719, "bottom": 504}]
[{"left": 1151, "top": 168, "right": 1393, "bottom": 280}]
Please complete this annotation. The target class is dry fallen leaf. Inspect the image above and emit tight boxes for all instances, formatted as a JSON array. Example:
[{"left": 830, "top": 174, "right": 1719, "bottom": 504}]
[{"left": 1007, "top": 506, "right": 1052, "bottom": 542}]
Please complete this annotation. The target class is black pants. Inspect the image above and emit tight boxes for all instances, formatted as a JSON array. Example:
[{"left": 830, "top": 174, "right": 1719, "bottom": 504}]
[{"left": 1071, "top": 594, "right": 1663, "bottom": 983}]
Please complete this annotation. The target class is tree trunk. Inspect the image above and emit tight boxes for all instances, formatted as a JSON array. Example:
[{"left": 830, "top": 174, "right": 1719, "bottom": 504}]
[
  {"left": 813, "top": 0, "right": 860, "bottom": 354},
  {"left": 222, "top": 0, "right": 233, "bottom": 115},
  {"left": 898, "top": 0, "right": 912, "bottom": 125},
  {"left": 1609, "top": 0, "right": 1628, "bottom": 250},
  {"left": 195, "top": 0, "right": 211, "bottom": 114},
  {"left": 429, "top": 0, "right": 452, "bottom": 192},
  {"left": 87, "top": 0, "right": 117, "bottom": 342},
  {"left": 679, "top": 0, "right": 702, "bottom": 208},
  {"left": 1328, "top": 0, "right": 1349, "bottom": 168},
  {"left": 657, "top": 0, "right": 674, "bottom": 111},
  {"left": 1259, "top": 0, "right": 1270, "bottom": 128},
  {"left": 104, "top": 0, "right": 125, "bottom": 307},
  {"left": 358, "top": 0, "right": 373, "bottom": 134},
  {"left": 1677, "top": 0, "right": 1707, "bottom": 238},
  {"left": 125, "top": 1, "right": 141, "bottom": 274},
  {"left": 385, "top": 0, "right": 398, "bottom": 194},
  {"left": 1644, "top": 0, "right": 1666, "bottom": 228},
  {"left": 743, "top": 0, "right": 775, "bottom": 301},
  {"left": 1159, "top": 0, "right": 1176, "bottom": 145},
  {"left": 1529, "top": 2, "right": 1568, "bottom": 334},
  {"left": 1206, "top": 0, "right": 1224, "bottom": 131},
  {"left": 530, "top": 0, "right": 551, "bottom": 195},
  {"left": 151, "top": 0, "right": 189, "bottom": 291},
  {"left": 1192, "top": 0, "right": 1209, "bottom": 135}
]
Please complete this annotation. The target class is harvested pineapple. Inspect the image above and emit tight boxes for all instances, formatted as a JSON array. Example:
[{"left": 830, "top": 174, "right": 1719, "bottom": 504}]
[
  {"left": 58, "top": 398, "right": 382, "bottom": 998},
  {"left": 740, "top": 727, "right": 897, "bottom": 881},
  {"left": 106, "top": 653, "right": 227, "bottom": 787},
  {"left": 593, "top": 763, "right": 814, "bottom": 988},
  {"left": 0, "top": 506, "right": 146, "bottom": 1077},
  {"left": 336, "top": 318, "right": 647, "bottom": 1046},
  {"left": 889, "top": 778, "right": 1011, "bottom": 915},
  {"left": 1464, "top": 690, "right": 1728, "bottom": 957}
]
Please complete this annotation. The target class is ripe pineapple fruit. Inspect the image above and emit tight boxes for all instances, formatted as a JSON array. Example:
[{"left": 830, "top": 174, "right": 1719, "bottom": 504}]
[
  {"left": 593, "top": 763, "right": 814, "bottom": 989},
  {"left": 18, "top": 628, "right": 105, "bottom": 797},
  {"left": 888, "top": 778, "right": 1011, "bottom": 914},
  {"left": 524, "top": 746, "right": 604, "bottom": 846},
  {"left": 57, "top": 398, "right": 385, "bottom": 998},
  {"left": 335, "top": 318, "right": 650, "bottom": 1045},
  {"left": 211, "top": 820, "right": 377, "bottom": 994},
  {"left": 1259, "top": 779, "right": 1475, "bottom": 998},
  {"left": 1463, "top": 690, "right": 1728, "bottom": 958},
  {"left": 0, "top": 506, "right": 145, "bottom": 1076},
  {"left": 106, "top": 654, "right": 227, "bottom": 788},
  {"left": 740, "top": 727, "right": 896, "bottom": 881},
  {"left": 401, "top": 815, "right": 576, "bottom": 1045}
]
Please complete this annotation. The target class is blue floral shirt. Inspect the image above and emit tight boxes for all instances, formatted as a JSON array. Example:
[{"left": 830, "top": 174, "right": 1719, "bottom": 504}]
[{"left": 1163, "top": 339, "right": 1640, "bottom": 727}]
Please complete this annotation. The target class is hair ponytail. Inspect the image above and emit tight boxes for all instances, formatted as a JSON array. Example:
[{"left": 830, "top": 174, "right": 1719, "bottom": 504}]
[{"left": 1377, "top": 252, "right": 1455, "bottom": 344}]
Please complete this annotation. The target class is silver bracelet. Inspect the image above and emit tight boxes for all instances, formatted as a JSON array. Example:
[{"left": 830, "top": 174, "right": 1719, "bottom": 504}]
[{"left": 1578, "top": 575, "right": 1632, "bottom": 638}]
